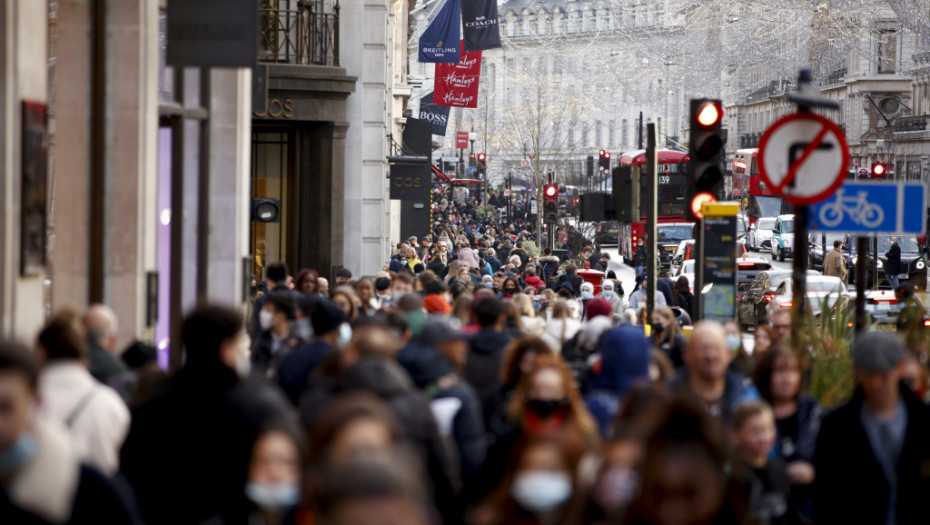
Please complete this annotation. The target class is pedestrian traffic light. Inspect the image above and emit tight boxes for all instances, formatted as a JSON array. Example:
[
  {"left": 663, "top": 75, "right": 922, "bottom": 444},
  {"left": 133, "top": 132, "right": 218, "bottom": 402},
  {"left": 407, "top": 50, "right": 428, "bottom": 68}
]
[
  {"left": 468, "top": 153, "right": 476, "bottom": 168},
  {"left": 871, "top": 162, "right": 886, "bottom": 177},
  {"left": 687, "top": 98, "right": 725, "bottom": 221},
  {"left": 543, "top": 183, "right": 559, "bottom": 224},
  {"left": 598, "top": 149, "right": 611, "bottom": 173}
]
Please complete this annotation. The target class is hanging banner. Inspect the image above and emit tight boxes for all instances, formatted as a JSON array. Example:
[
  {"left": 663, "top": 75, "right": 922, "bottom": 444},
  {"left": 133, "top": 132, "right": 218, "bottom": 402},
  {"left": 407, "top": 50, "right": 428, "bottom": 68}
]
[
  {"left": 434, "top": 41, "right": 481, "bottom": 108},
  {"left": 419, "top": 92, "right": 450, "bottom": 136},
  {"left": 461, "top": 0, "right": 501, "bottom": 51},
  {"left": 418, "top": 0, "right": 461, "bottom": 63}
]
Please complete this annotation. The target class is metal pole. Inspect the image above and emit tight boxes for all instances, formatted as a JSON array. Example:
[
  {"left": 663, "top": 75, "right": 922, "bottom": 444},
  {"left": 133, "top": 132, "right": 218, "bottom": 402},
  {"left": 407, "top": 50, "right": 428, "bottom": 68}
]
[
  {"left": 196, "top": 68, "right": 211, "bottom": 301},
  {"left": 855, "top": 236, "right": 868, "bottom": 332},
  {"left": 646, "top": 124, "right": 658, "bottom": 319},
  {"left": 791, "top": 205, "right": 809, "bottom": 347},
  {"left": 638, "top": 111, "right": 644, "bottom": 150}
]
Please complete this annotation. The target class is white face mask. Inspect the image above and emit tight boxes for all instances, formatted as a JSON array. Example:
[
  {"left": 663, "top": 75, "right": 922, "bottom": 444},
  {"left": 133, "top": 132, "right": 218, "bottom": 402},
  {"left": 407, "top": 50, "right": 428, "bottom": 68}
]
[
  {"left": 245, "top": 481, "right": 300, "bottom": 510},
  {"left": 336, "top": 323, "right": 352, "bottom": 347},
  {"left": 603, "top": 289, "right": 613, "bottom": 297},
  {"left": 234, "top": 333, "right": 252, "bottom": 378},
  {"left": 511, "top": 471, "right": 572, "bottom": 513},
  {"left": 259, "top": 309, "right": 274, "bottom": 331}
]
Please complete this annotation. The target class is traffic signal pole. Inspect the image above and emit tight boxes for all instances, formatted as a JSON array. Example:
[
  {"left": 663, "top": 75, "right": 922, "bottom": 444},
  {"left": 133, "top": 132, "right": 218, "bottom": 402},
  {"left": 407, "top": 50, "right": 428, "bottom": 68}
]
[{"left": 646, "top": 124, "right": 658, "bottom": 319}]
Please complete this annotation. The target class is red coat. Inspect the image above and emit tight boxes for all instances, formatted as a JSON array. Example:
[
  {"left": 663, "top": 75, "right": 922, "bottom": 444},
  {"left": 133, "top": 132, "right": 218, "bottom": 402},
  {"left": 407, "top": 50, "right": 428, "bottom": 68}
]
[{"left": 525, "top": 275, "right": 545, "bottom": 290}]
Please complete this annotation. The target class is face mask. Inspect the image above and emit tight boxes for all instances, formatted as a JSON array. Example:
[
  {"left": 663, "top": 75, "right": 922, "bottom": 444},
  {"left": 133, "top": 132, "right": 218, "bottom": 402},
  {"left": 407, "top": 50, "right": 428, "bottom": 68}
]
[
  {"left": 505, "top": 288, "right": 517, "bottom": 295},
  {"left": 592, "top": 466, "right": 639, "bottom": 513},
  {"left": 651, "top": 323, "right": 664, "bottom": 334},
  {"left": 484, "top": 282, "right": 493, "bottom": 288},
  {"left": 527, "top": 398, "right": 569, "bottom": 419},
  {"left": 581, "top": 291, "right": 593, "bottom": 300},
  {"left": 511, "top": 471, "right": 572, "bottom": 513},
  {"left": 245, "top": 481, "right": 300, "bottom": 510},
  {"left": 401, "top": 260, "right": 408, "bottom": 266},
  {"left": 0, "top": 433, "right": 37, "bottom": 476},
  {"left": 336, "top": 323, "right": 352, "bottom": 347},
  {"left": 259, "top": 309, "right": 274, "bottom": 331},
  {"left": 295, "top": 318, "right": 312, "bottom": 341},
  {"left": 602, "top": 289, "right": 613, "bottom": 297},
  {"left": 726, "top": 334, "right": 741, "bottom": 353}
]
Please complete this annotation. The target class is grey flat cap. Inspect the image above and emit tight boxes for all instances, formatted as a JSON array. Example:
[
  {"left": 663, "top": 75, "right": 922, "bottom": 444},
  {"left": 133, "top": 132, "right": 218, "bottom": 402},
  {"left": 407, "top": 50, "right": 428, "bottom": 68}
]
[{"left": 851, "top": 332, "right": 905, "bottom": 373}]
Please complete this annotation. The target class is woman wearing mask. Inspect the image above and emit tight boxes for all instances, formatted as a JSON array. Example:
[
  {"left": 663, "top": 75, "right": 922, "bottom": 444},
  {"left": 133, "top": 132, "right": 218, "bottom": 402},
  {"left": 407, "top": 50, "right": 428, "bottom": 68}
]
[
  {"left": 595, "top": 279, "right": 625, "bottom": 320},
  {"left": 650, "top": 307, "right": 687, "bottom": 369},
  {"left": 484, "top": 337, "right": 553, "bottom": 442},
  {"left": 215, "top": 421, "right": 304, "bottom": 525},
  {"left": 472, "top": 437, "right": 581, "bottom": 525},
  {"left": 502, "top": 276, "right": 521, "bottom": 298},
  {"left": 752, "top": 348, "right": 821, "bottom": 523},
  {"left": 578, "top": 282, "right": 595, "bottom": 319},
  {"left": 474, "top": 354, "right": 599, "bottom": 504}
]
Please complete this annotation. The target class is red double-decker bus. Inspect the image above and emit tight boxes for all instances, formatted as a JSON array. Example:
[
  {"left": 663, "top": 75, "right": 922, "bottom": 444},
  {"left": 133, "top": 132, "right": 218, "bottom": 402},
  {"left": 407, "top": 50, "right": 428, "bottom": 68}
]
[
  {"left": 617, "top": 149, "right": 691, "bottom": 262},
  {"left": 732, "top": 148, "right": 787, "bottom": 225}
]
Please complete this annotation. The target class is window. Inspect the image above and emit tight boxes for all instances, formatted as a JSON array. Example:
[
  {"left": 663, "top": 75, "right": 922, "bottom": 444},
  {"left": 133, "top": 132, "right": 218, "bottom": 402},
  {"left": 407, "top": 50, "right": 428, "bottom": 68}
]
[
  {"left": 609, "top": 120, "right": 616, "bottom": 146},
  {"left": 877, "top": 30, "right": 897, "bottom": 74},
  {"left": 553, "top": 56, "right": 563, "bottom": 78},
  {"left": 595, "top": 121, "right": 603, "bottom": 146},
  {"left": 622, "top": 119, "right": 629, "bottom": 146},
  {"left": 657, "top": 118, "right": 662, "bottom": 141},
  {"left": 568, "top": 126, "right": 575, "bottom": 148},
  {"left": 582, "top": 123, "right": 590, "bottom": 147}
]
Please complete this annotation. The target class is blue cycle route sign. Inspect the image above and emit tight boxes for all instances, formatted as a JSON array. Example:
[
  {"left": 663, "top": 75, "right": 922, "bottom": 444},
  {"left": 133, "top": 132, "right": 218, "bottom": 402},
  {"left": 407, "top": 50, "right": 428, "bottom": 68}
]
[{"left": 808, "top": 181, "right": 926, "bottom": 235}]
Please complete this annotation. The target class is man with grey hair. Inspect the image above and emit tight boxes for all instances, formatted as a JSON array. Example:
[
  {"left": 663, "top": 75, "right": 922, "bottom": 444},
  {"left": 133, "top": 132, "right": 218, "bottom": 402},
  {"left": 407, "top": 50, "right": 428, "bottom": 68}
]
[
  {"left": 670, "top": 321, "right": 758, "bottom": 426},
  {"left": 885, "top": 236, "right": 902, "bottom": 291},
  {"left": 82, "top": 304, "right": 131, "bottom": 394},
  {"left": 814, "top": 332, "right": 930, "bottom": 524}
]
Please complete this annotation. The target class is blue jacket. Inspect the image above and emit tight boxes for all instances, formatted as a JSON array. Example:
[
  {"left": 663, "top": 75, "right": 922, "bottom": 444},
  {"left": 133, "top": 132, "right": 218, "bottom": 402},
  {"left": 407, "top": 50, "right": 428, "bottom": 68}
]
[{"left": 584, "top": 325, "right": 651, "bottom": 437}]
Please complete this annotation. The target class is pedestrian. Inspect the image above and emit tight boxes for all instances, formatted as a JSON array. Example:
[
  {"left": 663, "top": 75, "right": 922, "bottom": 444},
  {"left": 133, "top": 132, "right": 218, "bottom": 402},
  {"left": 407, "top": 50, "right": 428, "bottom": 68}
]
[
  {"left": 334, "top": 268, "right": 353, "bottom": 286},
  {"left": 754, "top": 347, "right": 821, "bottom": 522},
  {"left": 464, "top": 297, "right": 513, "bottom": 408},
  {"left": 523, "top": 265, "right": 545, "bottom": 291},
  {"left": 252, "top": 292, "right": 303, "bottom": 380},
  {"left": 596, "top": 279, "right": 625, "bottom": 319},
  {"left": 294, "top": 268, "right": 320, "bottom": 295},
  {"left": 725, "top": 401, "right": 798, "bottom": 525},
  {"left": 814, "top": 332, "right": 930, "bottom": 524},
  {"left": 651, "top": 306, "right": 688, "bottom": 369},
  {"left": 633, "top": 238, "right": 647, "bottom": 278},
  {"left": 0, "top": 341, "right": 141, "bottom": 523},
  {"left": 673, "top": 275, "right": 694, "bottom": 318},
  {"left": 628, "top": 274, "right": 667, "bottom": 314},
  {"left": 754, "top": 325, "right": 776, "bottom": 360},
  {"left": 252, "top": 262, "right": 291, "bottom": 338},
  {"left": 121, "top": 304, "right": 291, "bottom": 524},
  {"left": 36, "top": 309, "right": 131, "bottom": 475},
  {"left": 82, "top": 303, "right": 136, "bottom": 402},
  {"left": 885, "top": 235, "right": 902, "bottom": 290},
  {"left": 541, "top": 300, "right": 581, "bottom": 352},
  {"left": 770, "top": 309, "right": 792, "bottom": 346},
  {"left": 458, "top": 239, "right": 481, "bottom": 270},
  {"left": 538, "top": 247, "right": 560, "bottom": 282},
  {"left": 583, "top": 324, "right": 651, "bottom": 438},
  {"left": 670, "top": 321, "right": 759, "bottom": 426},
  {"left": 276, "top": 298, "right": 347, "bottom": 405},
  {"left": 823, "top": 240, "right": 848, "bottom": 283}
]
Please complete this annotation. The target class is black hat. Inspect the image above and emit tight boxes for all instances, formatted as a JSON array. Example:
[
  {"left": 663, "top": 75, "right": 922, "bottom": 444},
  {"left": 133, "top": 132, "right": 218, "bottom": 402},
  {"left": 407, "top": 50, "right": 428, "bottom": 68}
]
[
  {"left": 310, "top": 299, "right": 347, "bottom": 335},
  {"left": 418, "top": 319, "right": 462, "bottom": 347}
]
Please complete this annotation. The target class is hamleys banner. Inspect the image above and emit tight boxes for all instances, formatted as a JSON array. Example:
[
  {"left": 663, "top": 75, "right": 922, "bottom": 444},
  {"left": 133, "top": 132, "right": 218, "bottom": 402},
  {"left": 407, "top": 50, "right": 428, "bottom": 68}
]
[{"left": 434, "top": 41, "right": 481, "bottom": 108}]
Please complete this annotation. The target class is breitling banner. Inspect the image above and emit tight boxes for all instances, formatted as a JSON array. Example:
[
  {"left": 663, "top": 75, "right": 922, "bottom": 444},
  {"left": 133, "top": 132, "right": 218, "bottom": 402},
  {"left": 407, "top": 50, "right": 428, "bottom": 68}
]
[
  {"left": 461, "top": 0, "right": 501, "bottom": 51},
  {"left": 434, "top": 41, "right": 481, "bottom": 108},
  {"left": 418, "top": 0, "right": 461, "bottom": 63}
]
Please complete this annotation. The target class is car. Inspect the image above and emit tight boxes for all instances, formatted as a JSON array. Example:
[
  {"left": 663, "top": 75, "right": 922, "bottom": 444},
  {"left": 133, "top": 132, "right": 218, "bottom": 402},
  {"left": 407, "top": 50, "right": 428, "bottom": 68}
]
[
  {"left": 656, "top": 223, "right": 695, "bottom": 270},
  {"left": 842, "top": 290, "right": 930, "bottom": 332},
  {"left": 736, "top": 257, "right": 773, "bottom": 287},
  {"left": 770, "top": 214, "right": 796, "bottom": 262},
  {"left": 673, "top": 259, "right": 696, "bottom": 293},
  {"left": 595, "top": 221, "right": 620, "bottom": 247},
  {"left": 767, "top": 275, "right": 848, "bottom": 318},
  {"left": 736, "top": 269, "right": 819, "bottom": 327},
  {"left": 808, "top": 232, "right": 849, "bottom": 272},
  {"left": 846, "top": 234, "right": 927, "bottom": 291},
  {"left": 748, "top": 217, "right": 777, "bottom": 251},
  {"left": 670, "top": 238, "right": 748, "bottom": 275}
]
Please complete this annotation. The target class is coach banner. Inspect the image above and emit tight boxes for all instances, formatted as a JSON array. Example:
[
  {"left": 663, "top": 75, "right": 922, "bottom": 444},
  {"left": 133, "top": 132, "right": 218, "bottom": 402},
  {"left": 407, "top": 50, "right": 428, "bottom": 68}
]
[
  {"left": 434, "top": 41, "right": 482, "bottom": 108},
  {"left": 461, "top": 0, "right": 501, "bottom": 51},
  {"left": 419, "top": 93, "right": 450, "bottom": 136},
  {"left": 418, "top": 0, "right": 461, "bottom": 63}
]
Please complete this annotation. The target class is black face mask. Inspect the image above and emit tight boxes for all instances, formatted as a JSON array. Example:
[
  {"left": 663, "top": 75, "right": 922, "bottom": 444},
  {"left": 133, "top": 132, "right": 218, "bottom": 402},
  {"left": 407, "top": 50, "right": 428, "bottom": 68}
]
[
  {"left": 651, "top": 323, "right": 664, "bottom": 334},
  {"left": 505, "top": 288, "right": 517, "bottom": 294},
  {"left": 527, "top": 398, "right": 570, "bottom": 419}
]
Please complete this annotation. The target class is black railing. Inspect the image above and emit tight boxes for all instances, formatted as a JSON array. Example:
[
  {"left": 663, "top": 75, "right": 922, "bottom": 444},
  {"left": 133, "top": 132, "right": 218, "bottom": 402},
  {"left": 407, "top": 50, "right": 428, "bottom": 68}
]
[
  {"left": 819, "top": 68, "right": 846, "bottom": 87},
  {"left": 739, "top": 133, "right": 760, "bottom": 148},
  {"left": 258, "top": 1, "right": 339, "bottom": 67},
  {"left": 893, "top": 115, "right": 929, "bottom": 132}
]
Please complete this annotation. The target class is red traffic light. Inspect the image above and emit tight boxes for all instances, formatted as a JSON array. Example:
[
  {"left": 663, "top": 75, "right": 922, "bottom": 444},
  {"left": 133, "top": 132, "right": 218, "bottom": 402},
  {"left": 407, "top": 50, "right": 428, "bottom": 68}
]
[
  {"left": 544, "top": 184, "right": 558, "bottom": 198},
  {"left": 604, "top": 151, "right": 610, "bottom": 159},
  {"left": 690, "top": 191, "right": 717, "bottom": 220},
  {"left": 599, "top": 149, "right": 606, "bottom": 157},
  {"left": 468, "top": 153, "right": 475, "bottom": 159},
  {"left": 871, "top": 163, "right": 886, "bottom": 177},
  {"left": 696, "top": 102, "right": 723, "bottom": 127},
  {"left": 477, "top": 153, "right": 486, "bottom": 162}
]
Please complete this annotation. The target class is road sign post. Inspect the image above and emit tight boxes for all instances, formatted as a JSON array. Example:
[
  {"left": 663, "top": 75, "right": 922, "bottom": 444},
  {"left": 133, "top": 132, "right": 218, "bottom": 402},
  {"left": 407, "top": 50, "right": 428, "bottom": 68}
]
[{"left": 699, "top": 202, "right": 739, "bottom": 324}]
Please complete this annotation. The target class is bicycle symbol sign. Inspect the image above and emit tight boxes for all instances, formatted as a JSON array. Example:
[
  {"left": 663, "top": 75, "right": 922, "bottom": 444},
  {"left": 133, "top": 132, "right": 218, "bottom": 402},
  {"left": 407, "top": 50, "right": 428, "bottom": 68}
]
[
  {"left": 809, "top": 181, "right": 927, "bottom": 235},
  {"left": 758, "top": 112, "right": 850, "bottom": 205}
]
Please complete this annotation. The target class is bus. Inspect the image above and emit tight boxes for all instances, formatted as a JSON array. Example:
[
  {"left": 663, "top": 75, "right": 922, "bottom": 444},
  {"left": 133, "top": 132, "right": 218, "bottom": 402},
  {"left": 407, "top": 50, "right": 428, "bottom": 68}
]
[
  {"left": 617, "top": 149, "right": 691, "bottom": 262},
  {"left": 732, "top": 148, "right": 788, "bottom": 225}
]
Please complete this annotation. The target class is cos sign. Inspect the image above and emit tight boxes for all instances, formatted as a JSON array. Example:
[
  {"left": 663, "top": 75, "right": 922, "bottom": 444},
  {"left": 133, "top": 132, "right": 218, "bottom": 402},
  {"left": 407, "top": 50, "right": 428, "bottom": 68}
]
[{"left": 389, "top": 163, "right": 429, "bottom": 201}]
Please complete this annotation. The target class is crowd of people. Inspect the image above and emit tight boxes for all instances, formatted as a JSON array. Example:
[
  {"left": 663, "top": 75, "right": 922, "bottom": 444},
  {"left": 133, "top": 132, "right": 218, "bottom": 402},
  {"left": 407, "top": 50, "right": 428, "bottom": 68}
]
[{"left": 2, "top": 196, "right": 930, "bottom": 525}]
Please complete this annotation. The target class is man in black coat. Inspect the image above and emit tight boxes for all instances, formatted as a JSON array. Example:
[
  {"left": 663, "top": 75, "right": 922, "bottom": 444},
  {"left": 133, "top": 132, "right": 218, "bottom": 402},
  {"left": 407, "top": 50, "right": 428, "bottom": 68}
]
[
  {"left": 251, "top": 262, "right": 291, "bottom": 338},
  {"left": 276, "top": 297, "right": 345, "bottom": 405},
  {"left": 885, "top": 236, "right": 902, "bottom": 290},
  {"left": 463, "top": 297, "right": 512, "bottom": 409},
  {"left": 120, "top": 305, "right": 291, "bottom": 525},
  {"left": 814, "top": 332, "right": 930, "bottom": 525}
]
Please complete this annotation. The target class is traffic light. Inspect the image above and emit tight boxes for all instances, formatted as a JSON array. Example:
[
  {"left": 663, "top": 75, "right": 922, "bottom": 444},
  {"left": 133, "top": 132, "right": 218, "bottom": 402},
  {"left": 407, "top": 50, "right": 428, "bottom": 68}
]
[
  {"left": 598, "top": 149, "right": 611, "bottom": 173},
  {"left": 477, "top": 153, "right": 486, "bottom": 178},
  {"left": 871, "top": 162, "right": 886, "bottom": 177},
  {"left": 468, "top": 152, "right": 476, "bottom": 168},
  {"left": 687, "top": 99, "right": 725, "bottom": 221},
  {"left": 613, "top": 166, "right": 640, "bottom": 222},
  {"left": 543, "top": 184, "right": 559, "bottom": 224}
]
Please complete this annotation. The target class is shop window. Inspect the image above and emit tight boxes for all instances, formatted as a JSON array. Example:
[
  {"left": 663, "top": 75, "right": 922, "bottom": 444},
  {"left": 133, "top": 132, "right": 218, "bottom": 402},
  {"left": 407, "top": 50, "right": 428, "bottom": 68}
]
[{"left": 251, "top": 130, "right": 292, "bottom": 280}]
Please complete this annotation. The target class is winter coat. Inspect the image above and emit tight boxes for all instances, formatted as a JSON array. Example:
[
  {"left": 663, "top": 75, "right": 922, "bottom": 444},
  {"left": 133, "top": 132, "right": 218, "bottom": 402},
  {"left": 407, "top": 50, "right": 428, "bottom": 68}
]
[
  {"left": 628, "top": 287, "right": 667, "bottom": 313},
  {"left": 541, "top": 318, "right": 582, "bottom": 353},
  {"left": 121, "top": 365, "right": 291, "bottom": 525},
  {"left": 2, "top": 417, "right": 141, "bottom": 524},
  {"left": 39, "top": 361, "right": 130, "bottom": 476},
  {"left": 823, "top": 248, "right": 847, "bottom": 281},
  {"left": 86, "top": 342, "right": 135, "bottom": 402},
  {"left": 653, "top": 330, "right": 689, "bottom": 369},
  {"left": 885, "top": 242, "right": 902, "bottom": 275},
  {"left": 275, "top": 339, "right": 335, "bottom": 405},
  {"left": 396, "top": 342, "right": 488, "bottom": 487},
  {"left": 524, "top": 275, "right": 545, "bottom": 291},
  {"left": 539, "top": 255, "right": 560, "bottom": 281},
  {"left": 633, "top": 246, "right": 647, "bottom": 267},
  {"left": 675, "top": 290, "right": 694, "bottom": 318},
  {"left": 464, "top": 329, "right": 513, "bottom": 408},
  {"left": 584, "top": 325, "right": 651, "bottom": 437},
  {"left": 596, "top": 291, "right": 625, "bottom": 319},
  {"left": 250, "top": 329, "right": 302, "bottom": 381},
  {"left": 458, "top": 247, "right": 481, "bottom": 270},
  {"left": 814, "top": 384, "right": 930, "bottom": 525},
  {"left": 485, "top": 255, "right": 502, "bottom": 274},
  {"left": 657, "top": 277, "right": 675, "bottom": 306}
]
